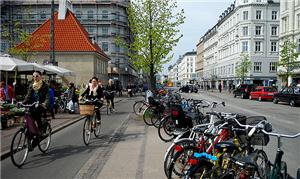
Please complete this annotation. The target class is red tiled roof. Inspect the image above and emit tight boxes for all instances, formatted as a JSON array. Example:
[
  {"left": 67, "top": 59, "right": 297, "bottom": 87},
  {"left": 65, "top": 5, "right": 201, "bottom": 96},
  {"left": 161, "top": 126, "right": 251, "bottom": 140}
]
[{"left": 16, "top": 10, "right": 109, "bottom": 60}]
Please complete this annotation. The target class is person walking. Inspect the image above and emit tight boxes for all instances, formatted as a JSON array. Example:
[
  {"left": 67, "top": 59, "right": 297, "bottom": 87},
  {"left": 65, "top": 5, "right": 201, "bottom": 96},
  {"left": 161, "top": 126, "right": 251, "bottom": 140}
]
[
  {"left": 67, "top": 82, "right": 77, "bottom": 113},
  {"left": 218, "top": 83, "right": 222, "bottom": 93},
  {"left": 105, "top": 79, "right": 116, "bottom": 112}
]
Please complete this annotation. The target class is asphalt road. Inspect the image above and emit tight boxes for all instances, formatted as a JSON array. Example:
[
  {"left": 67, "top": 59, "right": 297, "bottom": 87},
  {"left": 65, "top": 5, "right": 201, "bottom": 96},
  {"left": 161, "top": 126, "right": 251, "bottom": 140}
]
[
  {"left": 1, "top": 98, "right": 134, "bottom": 179},
  {"left": 181, "top": 91, "right": 300, "bottom": 178}
]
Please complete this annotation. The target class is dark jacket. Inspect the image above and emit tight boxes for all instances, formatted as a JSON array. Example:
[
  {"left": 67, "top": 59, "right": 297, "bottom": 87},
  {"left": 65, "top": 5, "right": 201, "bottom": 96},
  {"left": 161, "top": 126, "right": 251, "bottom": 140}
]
[
  {"left": 105, "top": 84, "right": 116, "bottom": 98},
  {"left": 68, "top": 86, "right": 77, "bottom": 102},
  {"left": 23, "top": 81, "right": 49, "bottom": 105},
  {"left": 81, "top": 86, "right": 104, "bottom": 100}
]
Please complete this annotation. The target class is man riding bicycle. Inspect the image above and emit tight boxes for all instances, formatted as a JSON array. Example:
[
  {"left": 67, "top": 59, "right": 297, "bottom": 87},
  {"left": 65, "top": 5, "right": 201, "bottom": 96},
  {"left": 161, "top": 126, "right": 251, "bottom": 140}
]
[{"left": 79, "top": 77, "right": 104, "bottom": 123}]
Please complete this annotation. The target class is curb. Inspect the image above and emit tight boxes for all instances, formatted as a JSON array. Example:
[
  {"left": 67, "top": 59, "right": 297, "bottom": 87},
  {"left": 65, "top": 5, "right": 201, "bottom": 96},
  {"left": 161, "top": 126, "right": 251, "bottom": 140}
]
[{"left": 1, "top": 98, "right": 124, "bottom": 161}]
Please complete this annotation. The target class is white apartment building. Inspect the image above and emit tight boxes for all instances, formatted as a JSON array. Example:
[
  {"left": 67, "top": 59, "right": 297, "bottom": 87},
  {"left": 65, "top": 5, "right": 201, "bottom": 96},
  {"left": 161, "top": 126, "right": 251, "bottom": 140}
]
[
  {"left": 279, "top": 0, "right": 300, "bottom": 86},
  {"left": 177, "top": 51, "right": 197, "bottom": 85},
  {"left": 200, "top": 0, "right": 280, "bottom": 89}
]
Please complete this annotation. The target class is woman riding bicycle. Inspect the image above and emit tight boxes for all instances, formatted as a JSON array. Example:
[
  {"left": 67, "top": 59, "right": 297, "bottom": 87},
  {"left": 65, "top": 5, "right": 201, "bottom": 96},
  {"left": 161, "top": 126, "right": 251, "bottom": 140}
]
[
  {"left": 105, "top": 79, "right": 116, "bottom": 112},
  {"left": 79, "top": 77, "right": 104, "bottom": 123},
  {"left": 23, "top": 71, "right": 49, "bottom": 134}
]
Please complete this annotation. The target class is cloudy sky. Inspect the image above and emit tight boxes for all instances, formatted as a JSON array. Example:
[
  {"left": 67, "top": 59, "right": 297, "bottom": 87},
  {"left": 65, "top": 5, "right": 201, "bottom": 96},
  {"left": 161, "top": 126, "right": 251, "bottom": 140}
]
[{"left": 163, "top": 0, "right": 234, "bottom": 74}]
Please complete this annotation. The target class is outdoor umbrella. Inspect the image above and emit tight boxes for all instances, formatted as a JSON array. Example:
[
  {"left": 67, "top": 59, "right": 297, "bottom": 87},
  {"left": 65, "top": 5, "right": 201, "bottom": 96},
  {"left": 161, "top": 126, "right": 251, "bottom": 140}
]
[
  {"left": 0, "top": 54, "right": 41, "bottom": 72},
  {"left": 43, "top": 64, "right": 76, "bottom": 77}
]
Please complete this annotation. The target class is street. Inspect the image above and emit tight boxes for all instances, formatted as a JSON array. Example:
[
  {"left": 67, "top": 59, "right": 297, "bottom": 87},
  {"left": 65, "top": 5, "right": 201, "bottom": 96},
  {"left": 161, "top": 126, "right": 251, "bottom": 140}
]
[{"left": 1, "top": 93, "right": 300, "bottom": 179}]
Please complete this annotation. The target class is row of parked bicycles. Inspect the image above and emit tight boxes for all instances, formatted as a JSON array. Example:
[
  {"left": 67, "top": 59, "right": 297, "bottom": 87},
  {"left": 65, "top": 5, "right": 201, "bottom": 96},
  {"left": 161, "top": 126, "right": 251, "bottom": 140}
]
[{"left": 133, "top": 91, "right": 300, "bottom": 179}]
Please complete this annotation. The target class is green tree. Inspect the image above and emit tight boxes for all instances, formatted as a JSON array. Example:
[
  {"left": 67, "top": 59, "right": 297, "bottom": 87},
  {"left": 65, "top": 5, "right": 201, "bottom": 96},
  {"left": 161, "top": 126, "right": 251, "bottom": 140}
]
[
  {"left": 278, "top": 39, "right": 300, "bottom": 86},
  {"left": 117, "top": 0, "right": 185, "bottom": 90},
  {"left": 2, "top": 21, "right": 47, "bottom": 62},
  {"left": 235, "top": 53, "right": 252, "bottom": 83}
]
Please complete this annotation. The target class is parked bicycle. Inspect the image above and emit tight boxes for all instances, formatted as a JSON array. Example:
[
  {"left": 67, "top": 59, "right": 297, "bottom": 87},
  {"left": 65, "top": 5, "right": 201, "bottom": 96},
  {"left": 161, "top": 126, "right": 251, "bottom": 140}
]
[
  {"left": 79, "top": 98, "right": 102, "bottom": 146},
  {"left": 10, "top": 102, "right": 52, "bottom": 168}
]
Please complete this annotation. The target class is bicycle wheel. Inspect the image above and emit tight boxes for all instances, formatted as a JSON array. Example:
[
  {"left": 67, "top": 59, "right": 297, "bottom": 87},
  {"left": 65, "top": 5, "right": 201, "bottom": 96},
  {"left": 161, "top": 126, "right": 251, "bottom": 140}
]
[
  {"left": 10, "top": 129, "right": 29, "bottom": 168},
  {"left": 143, "top": 107, "right": 154, "bottom": 126},
  {"left": 168, "top": 145, "right": 199, "bottom": 178},
  {"left": 93, "top": 114, "right": 101, "bottom": 138},
  {"left": 38, "top": 122, "right": 52, "bottom": 153},
  {"left": 133, "top": 101, "right": 147, "bottom": 116},
  {"left": 106, "top": 101, "right": 111, "bottom": 115},
  {"left": 255, "top": 150, "right": 270, "bottom": 179},
  {"left": 83, "top": 117, "right": 92, "bottom": 146},
  {"left": 57, "top": 101, "right": 66, "bottom": 113},
  {"left": 164, "top": 139, "right": 196, "bottom": 177},
  {"left": 158, "top": 116, "right": 175, "bottom": 142},
  {"left": 151, "top": 113, "right": 161, "bottom": 128}
]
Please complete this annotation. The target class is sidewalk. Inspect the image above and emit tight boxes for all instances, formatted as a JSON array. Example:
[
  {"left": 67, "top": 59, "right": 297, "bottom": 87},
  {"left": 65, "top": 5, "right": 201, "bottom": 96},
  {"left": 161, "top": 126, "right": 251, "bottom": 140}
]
[{"left": 0, "top": 97, "right": 126, "bottom": 160}]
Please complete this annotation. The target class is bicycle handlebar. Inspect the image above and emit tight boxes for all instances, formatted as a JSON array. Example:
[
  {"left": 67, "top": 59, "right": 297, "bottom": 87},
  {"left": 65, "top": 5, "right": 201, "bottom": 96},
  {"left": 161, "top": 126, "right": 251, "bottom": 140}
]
[
  {"left": 17, "top": 101, "right": 46, "bottom": 109},
  {"left": 261, "top": 130, "right": 300, "bottom": 139}
]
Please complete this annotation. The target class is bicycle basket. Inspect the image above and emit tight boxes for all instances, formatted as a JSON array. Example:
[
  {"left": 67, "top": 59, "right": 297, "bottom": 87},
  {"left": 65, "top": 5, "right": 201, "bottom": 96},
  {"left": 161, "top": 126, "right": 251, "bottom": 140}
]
[
  {"left": 79, "top": 104, "right": 94, "bottom": 115},
  {"left": 238, "top": 116, "right": 271, "bottom": 146}
]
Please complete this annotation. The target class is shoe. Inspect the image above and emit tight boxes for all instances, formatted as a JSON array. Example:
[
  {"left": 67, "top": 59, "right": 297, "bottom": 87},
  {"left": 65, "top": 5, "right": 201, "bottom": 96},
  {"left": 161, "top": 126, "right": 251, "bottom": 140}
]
[
  {"left": 111, "top": 108, "right": 115, "bottom": 113},
  {"left": 96, "top": 120, "right": 101, "bottom": 124},
  {"left": 28, "top": 140, "right": 34, "bottom": 151}
]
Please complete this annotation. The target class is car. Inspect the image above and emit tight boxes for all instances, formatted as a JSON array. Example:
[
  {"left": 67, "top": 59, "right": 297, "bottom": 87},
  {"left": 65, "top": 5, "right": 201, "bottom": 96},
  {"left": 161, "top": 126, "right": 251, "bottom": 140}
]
[
  {"left": 249, "top": 86, "right": 277, "bottom": 101},
  {"left": 233, "top": 84, "right": 256, "bottom": 99},
  {"left": 273, "top": 86, "right": 300, "bottom": 107}
]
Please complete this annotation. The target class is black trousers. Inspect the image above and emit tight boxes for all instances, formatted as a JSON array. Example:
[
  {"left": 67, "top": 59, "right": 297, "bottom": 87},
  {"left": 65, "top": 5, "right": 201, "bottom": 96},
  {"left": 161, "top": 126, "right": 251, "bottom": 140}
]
[{"left": 106, "top": 96, "right": 114, "bottom": 109}]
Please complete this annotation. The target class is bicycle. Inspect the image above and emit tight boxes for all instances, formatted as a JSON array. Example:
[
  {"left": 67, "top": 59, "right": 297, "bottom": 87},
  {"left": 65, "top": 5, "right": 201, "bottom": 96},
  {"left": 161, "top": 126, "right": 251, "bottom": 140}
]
[
  {"left": 80, "top": 99, "right": 102, "bottom": 146},
  {"left": 246, "top": 123, "right": 300, "bottom": 179},
  {"left": 133, "top": 99, "right": 149, "bottom": 116},
  {"left": 10, "top": 102, "right": 52, "bottom": 168}
]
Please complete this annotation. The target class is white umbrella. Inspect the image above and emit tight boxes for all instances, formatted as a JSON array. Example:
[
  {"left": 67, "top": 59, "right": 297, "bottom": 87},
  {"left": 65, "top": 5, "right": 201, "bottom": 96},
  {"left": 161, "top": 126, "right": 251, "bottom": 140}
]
[
  {"left": 43, "top": 64, "right": 76, "bottom": 77},
  {"left": 0, "top": 54, "right": 38, "bottom": 71},
  {"left": 30, "top": 63, "right": 56, "bottom": 75}
]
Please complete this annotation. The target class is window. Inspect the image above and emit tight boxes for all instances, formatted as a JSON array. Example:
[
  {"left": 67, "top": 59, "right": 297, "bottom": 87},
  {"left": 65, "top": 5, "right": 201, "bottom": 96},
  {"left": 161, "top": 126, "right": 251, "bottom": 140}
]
[
  {"left": 271, "top": 26, "right": 277, "bottom": 36},
  {"left": 269, "top": 62, "right": 277, "bottom": 72},
  {"left": 102, "top": 42, "right": 108, "bottom": 52},
  {"left": 271, "top": 42, "right": 277, "bottom": 52},
  {"left": 297, "top": 14, "right": 300, "bottom": 29},
  {"left": 282, "top": 17, "right": 288, "bottom": 32},
  {"left": 256, "top": 0, "right": 262, "bottom": 2},
  {"left": 255, "top": 41, "right": 262, "bottom": 52},
  {"left": 243, "top": 26, "right": 248, "bottom": 36},
  {"left": 76, "top": 10, "right": 82, "bottom": 19},
  {"left": 272, "top": 11, "right": 277, "bottom": 20},
  {"left": 29, "top": 12, "right": 35, "bottom": 19},
  {"left": 244, "top": 0, "right": 248, "bottom": 3},
  {"left": 256, "top": 10, "right": 262, "bottom": 20},
  {"left": 242, "top": 41, "right": 248, "bottom": 52},
  {"left": 115, "top": 11, "right": 120, "bottom": 21},
  {"left": 40, "top": 11, "right": 46, "bottom": 19},
  {"left": 243, "top": 11, "right": 248, "bottom": 20},
  {"left": 16, "top": 13, "right": 22, "bottom": 20},
  {"left": 102, "top": 27, "right": 108, "bottom": 35},
  {"left": 254, "top": 62, "right": 262, "bottom": 72},
  {"left": 86, "top": 26, "right": 94, "bottom": 34},
  {"left": 115, "top": 44, "right": 120, "bottom": 52},
  {"left": 255, "top": 26, "right": 262, "bottom": 35},
  {"left": 87, "top": 10, "right": 94, "bottom": 19},
  {"left": 102, "top": 10, "right": 108, "bottom": 19}
]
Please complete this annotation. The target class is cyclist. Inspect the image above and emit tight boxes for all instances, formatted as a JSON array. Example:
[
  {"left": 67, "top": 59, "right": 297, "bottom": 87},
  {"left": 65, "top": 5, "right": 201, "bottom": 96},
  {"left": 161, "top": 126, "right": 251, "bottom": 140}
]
[
  {"left": 22, "top": 71, "right": 49, "bottom": 150},
  {"left": 105, "top": 79, "right": 116, "bottom": 112},
  {"left": 79, "top": 77, "right": 104, "bottom": 123}
]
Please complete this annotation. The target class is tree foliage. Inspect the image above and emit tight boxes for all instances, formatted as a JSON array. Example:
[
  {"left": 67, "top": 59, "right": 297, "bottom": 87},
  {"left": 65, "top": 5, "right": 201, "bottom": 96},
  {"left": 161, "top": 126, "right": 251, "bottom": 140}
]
[
  {"left": 235, "top": 53, "right": 251, "bottom": 83},
  {"left": 278, "top": 39, "right": 300, "bottom": 86},
  {"left": 116, "top": 0, "right": 185, "bottom": 89},
  {"left": 2, "top": 21, "right": 47, "bottom": 61}
]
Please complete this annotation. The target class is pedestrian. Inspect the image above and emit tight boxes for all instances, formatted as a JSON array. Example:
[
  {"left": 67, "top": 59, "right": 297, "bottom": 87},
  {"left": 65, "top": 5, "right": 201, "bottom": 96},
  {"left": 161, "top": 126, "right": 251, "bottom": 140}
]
[
  {"left": 228, "top": 84, "right": 232, "bottom": 93},
  {"left": 49, "top": 80, "right": 56, "bottom": 119},
  {"left": 218, "top": 83, "right": 222, "bottom": 93},
  {"left": 127, "top": 82, "right": 134, "bottom": 97},
  {"left": 105, "top": 79, "right": 116, "bottom": 112},
  {"left": 67, "top": 82, "right": 77, "bottom": 113}
]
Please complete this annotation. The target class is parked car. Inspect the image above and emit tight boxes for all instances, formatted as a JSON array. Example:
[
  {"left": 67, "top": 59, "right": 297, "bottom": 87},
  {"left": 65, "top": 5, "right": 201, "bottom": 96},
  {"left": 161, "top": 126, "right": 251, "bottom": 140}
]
[
  {"left": 233, "top": 84, "right": 256, "bottom": 99},
  {"left": 273, "top": 86, "right": 300, "bottom": 107},
  {"left": 249, "top": 86, "right": 277, "bottom": 101},
  {"left": 179, "top": 85, "right": 198, "bottom": 93}
]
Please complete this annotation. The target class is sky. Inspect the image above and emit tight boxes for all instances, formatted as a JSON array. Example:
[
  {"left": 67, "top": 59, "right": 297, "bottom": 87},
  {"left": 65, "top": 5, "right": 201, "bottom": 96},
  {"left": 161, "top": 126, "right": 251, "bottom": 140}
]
[{"left": 162, "top": 0, "right": 234, "bottom": 74}]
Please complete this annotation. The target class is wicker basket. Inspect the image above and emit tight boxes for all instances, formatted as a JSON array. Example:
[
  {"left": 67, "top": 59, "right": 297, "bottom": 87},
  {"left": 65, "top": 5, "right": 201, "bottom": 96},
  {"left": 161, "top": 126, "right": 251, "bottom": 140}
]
[{"left": 79, "top": 104, "right": 94, "bottom": 115}]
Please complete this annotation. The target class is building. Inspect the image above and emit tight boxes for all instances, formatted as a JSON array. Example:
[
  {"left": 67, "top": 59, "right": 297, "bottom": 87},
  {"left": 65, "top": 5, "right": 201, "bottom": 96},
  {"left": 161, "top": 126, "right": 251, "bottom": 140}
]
[
  {"left": 16, "top": 9, "right": 110, "bottom": 85},
  {"left": 199, "top": 0, "right": 280, "bottom": 89},
  {"left": 195, "top": 37, "right": 204, "bottom": 87},
  {"left": 278, "top": 0, "right": 300, "bottom": 86},
  {"left": 0, "top": 0, "right": 136, "bottom": 87},
  {"left": 177, "top": 51, "right": 197, "bottom": 85}
]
